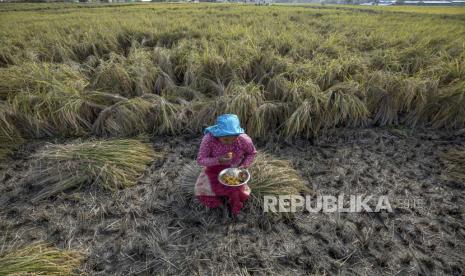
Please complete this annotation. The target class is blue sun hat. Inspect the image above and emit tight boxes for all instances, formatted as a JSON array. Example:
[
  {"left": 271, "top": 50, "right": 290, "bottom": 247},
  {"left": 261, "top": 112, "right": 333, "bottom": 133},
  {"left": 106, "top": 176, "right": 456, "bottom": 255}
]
[{"left": 204, "top": 114, "right": 245, "bottom": 137}]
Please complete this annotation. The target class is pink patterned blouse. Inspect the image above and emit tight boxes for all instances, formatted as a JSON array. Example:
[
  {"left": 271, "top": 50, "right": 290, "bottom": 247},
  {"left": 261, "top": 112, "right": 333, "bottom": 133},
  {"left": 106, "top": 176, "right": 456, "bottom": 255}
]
[{"left": 197, "top": 133, "right": 257, "bottom": 168}]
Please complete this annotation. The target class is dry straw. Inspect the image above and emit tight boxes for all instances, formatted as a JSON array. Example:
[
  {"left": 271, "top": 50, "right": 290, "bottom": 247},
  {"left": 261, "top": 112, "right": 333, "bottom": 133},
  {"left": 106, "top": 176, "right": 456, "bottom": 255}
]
[
  {"left": 324, "top": 81, "right": 369, "bottom": 128},
  {"left": 0, "top": 242, "right": 83, "bottom": 276},
  {"left": 0, "top": 102, "right": 23, "bottom": 160},
  {"left": 25, "top": 138, "right": 160, "bottom": 202},
  {"left": 92, "top": 96, "right": 155, "bottom": 137},
  {"left": 248, "top": 153, "right": 310, "bottom": 217}
]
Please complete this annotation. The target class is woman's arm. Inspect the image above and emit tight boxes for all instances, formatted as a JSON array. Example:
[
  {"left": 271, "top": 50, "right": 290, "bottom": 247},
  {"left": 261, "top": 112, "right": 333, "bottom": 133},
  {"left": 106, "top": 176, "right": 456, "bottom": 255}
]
[
  {"left": 238, "top": 134, "right": 257, "bottom": 168},
  {"left": 197, "top": 134, "right": 220, "bottom": 167}
]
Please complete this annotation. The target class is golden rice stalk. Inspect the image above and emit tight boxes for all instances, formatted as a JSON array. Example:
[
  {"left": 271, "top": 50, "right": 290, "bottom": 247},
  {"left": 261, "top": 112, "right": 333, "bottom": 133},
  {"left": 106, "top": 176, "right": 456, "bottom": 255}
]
[
  {"left": 366, "top": 71, "right": 405, "bottom": 126},
  {"left": 91, "top": 53, "right": 133, "bottom": 97},
  {"left": 0, "top": 46, "right": 19, "bottom": 68},
  {"left": 0, "top": 102, "right": 21, "bottom": 141},
  {"left": 126, "top": 47, "right": 161, "bottom": 96},
  {"left": 152, "top": 47, "right": 175, "bottom": 79},
  {"left": 265, "top": 74, "right": 301, "bottom": 103},
  {"left": 247, "top": 102, "right": 290, "bottom": 138},
  {"left": 402, "top": 78, "right": 439, "bottom": 127},
  {"left": 0, "top": 62, "right": 88, "bottom": 100},
  {"left": 149, "top": 94, "right": 182, "bottom": 135},
  {"left": 417, "top": 56, "right": 464, "bottom": 85},
  {"left": 367, "top": 71, "right": 438, "bottom": 127},
  {"left": 92, "top": 96, "right": 154, "bottom": 137},
  {"left": 324, "top": 82, "right": 369, "bottom": 128},
  {"left": 0, "top": 242, "right": 83, "bottom": 276},
  {"left": 93, "top": 94, "right": 181, "bottom": 136},
  {"left": 180, "top": 58, "right": 200, "bottom": 88},
  {"left": 161, "top": 85, "right": 204, "bottom": 102},
  {"left": 265, "top": 74, "right": 292, "bottom": 101},
  {"left": 239, "top": 50, "right": 290, "bottom": 84},
  {"left": 185, "top": 47, "right": 236, "bottom": 91},
  {"left": 0, "top": 102, "right": 24, "bottom": 160},
  {"left": 200, "top": 50, "right": 235, "bottom": 83},
  {"left": 248, "top": 153, "right": 310, "bottom": 217},
  {"left": 178, "top": 161, "right": 202, "bottom": 200},
  {"left": 297, "top": 80, "right": 325, "bottom": 102},
  {"left": 315, "top": 55, "right": 367, "bottom": 90},
  {"left": 441, "top": 149, "right": 465, "bottom": 183},
  {"left": 153, "top": 69, "right": 176, "bottom": 95},
  {"left": 224, "top": 82, "right": 264, "bottom": 125},
  {"left": 10, "top": 84, "right": 122, "bottom": 137},
  {"left": 283, "top": 89, "right": 327, "bottom": 138},
  {"left": 397, "top": 44, "right": 432, "bottom": 74},
  {"left": 83, "top": 54, "right": 101, "bottom": 70},
  {"left": 188, "top": 98, "right": 228, "bottom": 132},
  {"left": 26, "top": 138, "right": 159, "bottom": 202},
  {"left": 423, "top": 81, "right": 465, "bottom": 129},
  {"left": 72, "top": 41, "right": 100, "bottom": 62},
  {"left": 3, "top": 111, "right": 54, "bottom": 140}
]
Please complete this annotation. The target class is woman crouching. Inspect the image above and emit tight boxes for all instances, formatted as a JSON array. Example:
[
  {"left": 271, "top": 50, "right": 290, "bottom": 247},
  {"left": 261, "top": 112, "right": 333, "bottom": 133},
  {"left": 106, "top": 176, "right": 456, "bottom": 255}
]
[{"left": 195, "top": 114, "right": 257, "bottom": 216}]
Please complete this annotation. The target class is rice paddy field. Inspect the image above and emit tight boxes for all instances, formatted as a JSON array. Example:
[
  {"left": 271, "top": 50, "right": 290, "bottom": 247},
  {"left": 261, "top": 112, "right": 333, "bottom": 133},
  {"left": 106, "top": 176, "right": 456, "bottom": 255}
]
[{"left": 0, "top": 2, "right": 465, "bottom": 275}]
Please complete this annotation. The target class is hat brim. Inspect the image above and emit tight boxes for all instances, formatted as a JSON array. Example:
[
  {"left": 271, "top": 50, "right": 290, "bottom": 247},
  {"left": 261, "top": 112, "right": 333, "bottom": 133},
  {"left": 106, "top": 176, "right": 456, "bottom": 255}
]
[{"left": 205, "top": 125, "right": 244, "bottom": 137}]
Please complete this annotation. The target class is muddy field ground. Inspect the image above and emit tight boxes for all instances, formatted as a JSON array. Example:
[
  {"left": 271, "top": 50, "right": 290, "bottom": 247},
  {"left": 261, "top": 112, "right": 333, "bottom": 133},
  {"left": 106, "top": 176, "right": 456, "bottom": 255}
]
[{"left": 1, "top": 128, "right": 464, "bottom": 275}]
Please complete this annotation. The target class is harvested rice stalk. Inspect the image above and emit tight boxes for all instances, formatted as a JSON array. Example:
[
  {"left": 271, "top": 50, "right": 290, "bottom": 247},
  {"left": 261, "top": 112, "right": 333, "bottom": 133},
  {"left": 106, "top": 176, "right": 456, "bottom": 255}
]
[
  {"left": 0, "top": 62, "right": 88, "bottom": 100},
  {"left": 248, "top": 153, "right": 310, "bottom": 217},
  {"left": 189, "top": 97, "right": 228, "bottom": 132},
  {"left": 314, "top": 55, "right": 367, "bottom": 90},
  {"left": 93, "top": 93, "right": 181, "bottom": 136},
  {"left": 247, "top": 102, "right": 290, "bottom": 139},
  {"left": 26, "top": 138, "right": 160, "bottom": 202},
  {"left": 324, "top": 82, "right": 369, "bottom": 128},
  {"left": 0, "top": 102, "right": 21, "bottom": 140},
  {"left": 283, "top": 89, "right": 327, "bottom": 138},
  {"left": 224, "top": 82, "right": 264, "bottom": 125},
  {"left": 91, "top": 53, "right": 133, "bottom": 97},
  {"left": 161, "top": 85, "right": 204, "bottom": 102},
  {"left": 0, "top": 46, "right": 19, "bottom": 68},
  {"left": 183, "top": 48, "right": 236, "bottom": 93},
  {"left": 92, "top": 50, "right": 175, "bottom": 97},
  {"left": 402, "top": 78, "right": 439, "bottom": 127},
  {"left": 200, "top": 50, "right": 235, "bottom": 84},
  {"left": 265, "top": 74, "right": 293, "bottom": 101},
  {"left": 153, "top": 69, "right": 176, "bottom": 94},
  {"left": 152, "top": 47, "right": 175, "bottom": 79},
  {"left": 10, "top": 85, "right": 123, "bottom": 137},
  {"left": 265, "top": 75, "right": 308, "bottom": 103},
  {"left": 441, "top": 149, "right": 465, "bottom": 183},
  {"left": 366, "top": 71, "right": 438, "bottom": 127},
  {"left": 126, "top": 47, "right": 161, "bottom": 95},
  {"left": 0, "top": 242, "right": 83, "bottom": 276},
  {"left": 423, "top": 81, "right": 465, "bottom": 129},
  {"left": 365, "top": 71, "right": 405, "bottom": 126},
  {"left": 92, "top": 96, "right": 154, "bottom": 137},
  {"left": 178, "top": 161, "right": 201, "bottom": 199},
  {"left": 150, "top": 94, "right": 182, "bottom": 135},
  {"left": 0, "top": 102, "right": 24, "bottom": 160}
]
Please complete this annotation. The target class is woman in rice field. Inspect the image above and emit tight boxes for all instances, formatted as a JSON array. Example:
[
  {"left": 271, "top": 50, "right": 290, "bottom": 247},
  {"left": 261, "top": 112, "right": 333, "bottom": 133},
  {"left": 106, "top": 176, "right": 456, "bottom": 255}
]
[{"left": 196, "top": 114, "right": 257, "bottom": 216}]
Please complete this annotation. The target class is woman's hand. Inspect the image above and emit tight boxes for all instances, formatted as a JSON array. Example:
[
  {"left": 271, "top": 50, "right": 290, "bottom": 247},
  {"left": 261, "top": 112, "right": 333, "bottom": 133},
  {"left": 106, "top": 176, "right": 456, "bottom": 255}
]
[{"left": 218, "top": 152, "right": 233, "bottom": 164}]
